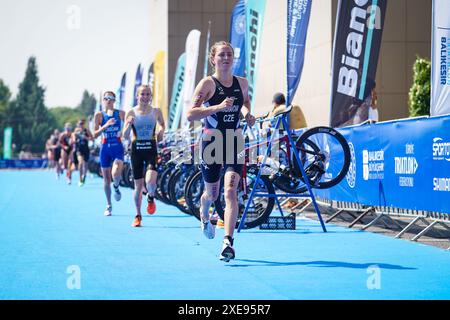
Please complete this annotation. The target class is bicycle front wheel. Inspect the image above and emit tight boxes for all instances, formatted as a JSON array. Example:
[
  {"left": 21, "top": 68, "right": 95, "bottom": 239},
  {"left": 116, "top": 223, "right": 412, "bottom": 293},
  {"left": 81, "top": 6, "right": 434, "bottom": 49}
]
[{"left": 215, "top": 172, "right": 275, "bottom": 229}]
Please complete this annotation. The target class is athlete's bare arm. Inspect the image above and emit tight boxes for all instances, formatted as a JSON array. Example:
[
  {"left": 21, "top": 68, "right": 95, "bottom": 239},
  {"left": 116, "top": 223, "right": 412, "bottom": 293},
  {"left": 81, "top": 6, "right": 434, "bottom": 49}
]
[
  {"left": 119, "top": 110, "right": 126, "bottom": 121},
  {"left": 156, "top": 108, "right": 165, "bottom": 142},
  {"left": 93, "top": 112, "right": 103, "bottom": 139},
  {"left": 86, "top": 128, "right": 94, "bottom": 140},
  {"left": 237, "top": 77, "right": 255, "bottom": 126},
  {"left": 122, "top": 109, "right": 135, "bottom": 140}
]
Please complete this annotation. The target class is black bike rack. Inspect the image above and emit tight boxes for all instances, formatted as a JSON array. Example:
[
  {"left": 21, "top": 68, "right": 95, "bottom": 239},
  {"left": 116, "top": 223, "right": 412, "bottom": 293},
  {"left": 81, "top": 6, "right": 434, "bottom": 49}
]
[{"left": 237, "top": 112, "right": 327, "bottom": 233}]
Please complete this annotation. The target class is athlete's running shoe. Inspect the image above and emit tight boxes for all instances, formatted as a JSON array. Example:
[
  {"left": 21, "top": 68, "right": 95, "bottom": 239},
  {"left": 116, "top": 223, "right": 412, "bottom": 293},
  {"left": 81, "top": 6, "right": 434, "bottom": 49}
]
[
  {"left": 201, "top": 220, "right": 215, "bottom": 239},
  {"left": 146, "top": 195, "right": 156, "bottom": 215},
  {"left": 132, "top": 215, "right": 142, "bottom": 227},
  {"left": 78, "top": 181, "right": 84, "bottom": 187},
  {"left": 113, "top": 184, "right": 121, "bottom": 201},
  {"left": 219, "top": 238, "right": 235, "bottom": 262},
  {"left": 216, "top": 219, "right": 225, "bottom": 229},
  {"left": 104, "top": 205, "right": 112, "bottom": 216}
]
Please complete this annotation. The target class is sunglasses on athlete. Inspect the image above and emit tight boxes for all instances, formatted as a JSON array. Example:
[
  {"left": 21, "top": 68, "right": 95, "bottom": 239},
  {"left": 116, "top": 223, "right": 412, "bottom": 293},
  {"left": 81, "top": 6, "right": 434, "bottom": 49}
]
[{"left": 103, "top": 96, "right": 116, "bottom": 101}]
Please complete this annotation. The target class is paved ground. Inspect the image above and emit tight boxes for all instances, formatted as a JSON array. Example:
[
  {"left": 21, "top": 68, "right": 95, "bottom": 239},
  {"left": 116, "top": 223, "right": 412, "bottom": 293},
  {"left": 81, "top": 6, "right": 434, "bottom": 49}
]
[{"left": 1, "top": 170, "right": 450, "bottom": 300}]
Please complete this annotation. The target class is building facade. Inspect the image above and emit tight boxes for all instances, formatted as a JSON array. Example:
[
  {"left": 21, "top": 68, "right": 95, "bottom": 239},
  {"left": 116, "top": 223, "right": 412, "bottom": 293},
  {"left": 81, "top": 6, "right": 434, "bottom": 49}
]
[{"left": 162, "top": 0, "right": 431, "bottom": 127}]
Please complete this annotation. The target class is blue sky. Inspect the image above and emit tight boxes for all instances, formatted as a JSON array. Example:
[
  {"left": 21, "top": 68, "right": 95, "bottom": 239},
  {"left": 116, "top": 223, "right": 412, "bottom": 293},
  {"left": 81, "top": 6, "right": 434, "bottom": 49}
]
[{"left": 0, "top": 0, "right": 166, "bottom": 108}]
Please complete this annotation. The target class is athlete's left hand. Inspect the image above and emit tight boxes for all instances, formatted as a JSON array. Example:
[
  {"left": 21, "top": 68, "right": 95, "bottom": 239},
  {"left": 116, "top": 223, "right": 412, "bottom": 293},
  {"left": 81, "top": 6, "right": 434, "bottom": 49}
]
[
  {"left": 245, "top": 113, "right": 256, "bottom": 127},
  {"left": 157, "top": 130, "right": 164, "bottom": 142}
]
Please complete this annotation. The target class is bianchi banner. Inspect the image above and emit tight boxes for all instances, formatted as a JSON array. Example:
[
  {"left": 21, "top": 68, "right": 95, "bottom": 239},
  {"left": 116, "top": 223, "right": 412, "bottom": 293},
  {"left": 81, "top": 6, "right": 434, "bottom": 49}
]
[
  {"left": 169, "top": 53, "right": 186, "bottom": 131},
  {"left": 431, "top": 0, "right": 450, "bottom": 116},
  {"left": 330, "top": 0, "right": 387, "bottom": 128},
  {"left": 246, "top": 0, "right": 266, "bottom": 110}
]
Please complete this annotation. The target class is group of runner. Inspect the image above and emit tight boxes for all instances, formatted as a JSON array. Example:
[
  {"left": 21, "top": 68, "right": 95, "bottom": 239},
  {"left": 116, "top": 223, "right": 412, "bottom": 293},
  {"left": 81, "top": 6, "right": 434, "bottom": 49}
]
[
  {"left": 45, "top": 41, "right": 255, "bottom": 262},
  {"left": 46, "top": 120, "right": 93, "bottom": 186}
]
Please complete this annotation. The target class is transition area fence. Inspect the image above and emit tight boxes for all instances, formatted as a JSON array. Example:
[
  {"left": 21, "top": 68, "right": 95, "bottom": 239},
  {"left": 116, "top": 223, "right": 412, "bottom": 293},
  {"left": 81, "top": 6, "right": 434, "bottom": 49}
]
[
  {"left": 297, "top": 114, "right": 450, "bottom": 247},
  {"left": 0, "top": 159, "right": 48, "bottom": 169}
]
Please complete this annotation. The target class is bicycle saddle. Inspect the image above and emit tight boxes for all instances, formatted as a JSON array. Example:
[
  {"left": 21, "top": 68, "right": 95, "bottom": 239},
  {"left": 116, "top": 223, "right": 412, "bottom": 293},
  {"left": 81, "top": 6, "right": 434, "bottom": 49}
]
[{"left": 272, "top": 105, "right": 293, "bottom": 118}]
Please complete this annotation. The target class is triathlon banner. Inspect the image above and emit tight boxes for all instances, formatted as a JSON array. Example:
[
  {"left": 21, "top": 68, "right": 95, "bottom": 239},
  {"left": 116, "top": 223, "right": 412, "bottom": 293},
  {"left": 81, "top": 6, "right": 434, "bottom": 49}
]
[
  {"left": 230, "top": 0, "right": 246, "bottom": 77},
  {"left": 169, "top": 53, "right": 186, "bottom": 131},
  {"left": 3, "top": 127, "right": 12, "bottom": 159},
  {"left": 97, "top": 91, "right": 103, "bottom": 112},
  {"left": 148, "top": 62, "right": 154, "bottom": 87},
  {"left": 313, "top": 115, "right": 450, "bottom": 214},
  {"left": 431, "top": 0, "right": 450, "bottom": 116},
  {"left": 246, "top": 0, "right": 266, "bottom": 109},
  {"left": 330, "top": 0, "right": 387, "bottom": 128},
  {"left": 181, "top": 29, "right": 201, "bottom": 129},
  {"left": 117, "top": 72, "right": 126, "bottom": 110},
  {"left": 203, "top": 21, "right": 211, "bottom": 78},
  {"left": 286, "top": 0, "right": 312, "bottom": 106},
  {"left": 132, "top": 63, "right": 143, "bottom": 107},
  {"left": 154, "top": 51, "right": 167, "bottom": 121}
]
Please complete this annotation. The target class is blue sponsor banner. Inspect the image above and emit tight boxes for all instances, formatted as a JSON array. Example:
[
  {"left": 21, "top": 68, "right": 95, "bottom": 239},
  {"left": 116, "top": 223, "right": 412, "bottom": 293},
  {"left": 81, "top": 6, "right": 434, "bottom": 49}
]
[
  {"left": 330, "top": 0, "right": 387, "bottom": 128},
  {"left": 230, "top": 0, "right": 246, "bottom": 77},
  {"left": 314, "top": 115, "right": 450, "bottom": 213},
  {"left": 0, "top": 159, "right": 48, "bottom": 169},
  {"left": 133, "top": 64, "right": 143, "bottom": 107},
  {"left": 431, "top": 0, "right": 450, "bottom": 116},
  {"left": 287, "top": 0, "right": 312, "bottom": 106}
]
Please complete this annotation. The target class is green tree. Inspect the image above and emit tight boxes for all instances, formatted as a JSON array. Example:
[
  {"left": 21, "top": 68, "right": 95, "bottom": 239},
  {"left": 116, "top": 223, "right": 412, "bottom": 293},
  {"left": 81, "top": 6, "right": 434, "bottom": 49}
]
[
  {"left": 408, "top": 57, "right": 431, "bottom": 117},
  {"left": 8, "top": 56, "right": 56, "bottom": 155},
  {"left": 49, "top": 106, "right": 85, "bottom": 130},
  {"left": 76, "top": 90, "right": 97, "bottom": 117}
]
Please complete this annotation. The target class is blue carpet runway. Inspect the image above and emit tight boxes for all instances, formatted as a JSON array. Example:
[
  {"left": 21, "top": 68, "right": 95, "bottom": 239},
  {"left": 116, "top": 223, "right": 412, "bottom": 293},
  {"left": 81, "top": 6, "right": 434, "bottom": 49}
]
[{"left": 1, "top": 170, "right": 450, "bottom": 300}]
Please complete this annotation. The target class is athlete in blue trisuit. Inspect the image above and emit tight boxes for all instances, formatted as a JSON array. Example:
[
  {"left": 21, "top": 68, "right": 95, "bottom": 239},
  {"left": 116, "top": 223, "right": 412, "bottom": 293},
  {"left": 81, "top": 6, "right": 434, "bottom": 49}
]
[
  {"left": 93, "top": 91, "right": 125, "bottom": 216},
  {"left": 187, "top": 41, "right": 256, "bottom": 262}
]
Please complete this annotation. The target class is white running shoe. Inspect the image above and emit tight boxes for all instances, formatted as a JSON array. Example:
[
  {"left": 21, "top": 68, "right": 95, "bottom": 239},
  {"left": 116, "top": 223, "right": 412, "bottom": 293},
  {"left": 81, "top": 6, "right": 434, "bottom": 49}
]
[
  {"left": 201, "top": 220, "right": 215, "bottom": 239},
  {"left": 104, "top": 205, "right": 112, "bottom": 216},
  {"left": 113, "top": 184, "right": 121, "bottom": 201},
  {"left": 219, "top": 238, "right": 235, "bottom": 262}
]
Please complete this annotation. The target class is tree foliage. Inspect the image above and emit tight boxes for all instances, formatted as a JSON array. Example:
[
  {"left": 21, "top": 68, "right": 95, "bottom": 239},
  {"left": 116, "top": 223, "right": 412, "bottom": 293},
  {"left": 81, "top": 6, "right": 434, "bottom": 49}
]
[
  {"left": 49, "top": 106, "right": 85, "bottom": 130},
  {"left": 5, "top": 57, "right": 56, "bottom": 155},
  {"left": 1, "top": 57, "right": 98, "bottom": 158},
  {"left": 76, "top": 90, "right": 97, "bottom": 117},
  {"left": 408, "top": 57, "right": 431, "bottom": 117}
]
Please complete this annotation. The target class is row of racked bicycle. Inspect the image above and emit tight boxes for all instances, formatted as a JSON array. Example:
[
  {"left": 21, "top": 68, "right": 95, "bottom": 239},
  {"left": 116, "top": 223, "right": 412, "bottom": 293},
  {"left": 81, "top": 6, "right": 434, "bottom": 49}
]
[{"left": 88, "top": 110, "right": 351, "bottom": 229}]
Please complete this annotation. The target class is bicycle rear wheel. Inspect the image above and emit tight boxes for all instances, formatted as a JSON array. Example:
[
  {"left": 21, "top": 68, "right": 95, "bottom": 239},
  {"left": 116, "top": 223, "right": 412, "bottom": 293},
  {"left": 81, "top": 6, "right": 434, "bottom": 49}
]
[{"left": 293, "top": 126, "right": 350, "bottom": 189}]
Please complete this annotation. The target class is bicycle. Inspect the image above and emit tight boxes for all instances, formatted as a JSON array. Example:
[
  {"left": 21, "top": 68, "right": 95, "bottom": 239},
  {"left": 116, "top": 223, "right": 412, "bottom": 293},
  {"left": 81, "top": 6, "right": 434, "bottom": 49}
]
[{"left": 184, "top": 105, "right": 350, "bottom": 229}]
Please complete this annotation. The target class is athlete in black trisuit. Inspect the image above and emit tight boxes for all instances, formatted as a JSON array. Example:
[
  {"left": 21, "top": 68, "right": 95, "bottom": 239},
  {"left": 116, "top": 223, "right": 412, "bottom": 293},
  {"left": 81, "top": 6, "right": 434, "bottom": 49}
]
[
  {"left": 59, "top": 123, "right": 74, "bottom": 185},
  {"left": 72, "top": 119, "right": 93, "bottom": 186},
  {"left": 187, "top": 41, "right": 255, "bottom": 262}
]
